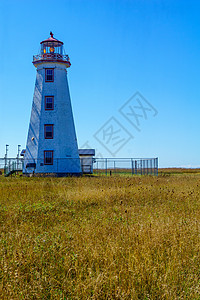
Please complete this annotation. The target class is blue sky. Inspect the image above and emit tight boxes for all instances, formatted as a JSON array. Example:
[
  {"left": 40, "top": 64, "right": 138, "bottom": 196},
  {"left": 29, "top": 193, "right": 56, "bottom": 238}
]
[{"left": 0, "top": 0, "right": 200, "bottom": 167}]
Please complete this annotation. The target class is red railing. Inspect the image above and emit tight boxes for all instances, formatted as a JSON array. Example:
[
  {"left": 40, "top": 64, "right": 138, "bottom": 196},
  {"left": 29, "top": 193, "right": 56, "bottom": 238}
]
[{"left": 33, "top": 53, "right": 70, "bottom": 62}]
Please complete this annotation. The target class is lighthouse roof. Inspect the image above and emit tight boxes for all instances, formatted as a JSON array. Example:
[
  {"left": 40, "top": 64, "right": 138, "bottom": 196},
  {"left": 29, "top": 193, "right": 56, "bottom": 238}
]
[{"left": 40, "top": 32, "right": 63, "bottom": 46}]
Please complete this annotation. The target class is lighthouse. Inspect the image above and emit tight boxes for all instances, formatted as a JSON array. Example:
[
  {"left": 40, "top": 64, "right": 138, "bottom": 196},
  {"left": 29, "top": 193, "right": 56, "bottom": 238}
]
[{"left": 23, "top": 32, "right": 82, "bottom": 176}]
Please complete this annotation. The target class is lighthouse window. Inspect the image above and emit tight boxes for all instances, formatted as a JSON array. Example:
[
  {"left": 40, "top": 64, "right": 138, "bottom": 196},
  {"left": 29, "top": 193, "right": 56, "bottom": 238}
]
[
  {"left": 44, "top": 124, "right": 54, "bottom": 139},
  {"left": 45, "top": 96, "right": 54, "bottom": 110},
  {"left": 44, "top": 151, "right": 53, "bottom": 165},
  {"left": 45, "top": 68, "right": 54, "bottom": 82}
]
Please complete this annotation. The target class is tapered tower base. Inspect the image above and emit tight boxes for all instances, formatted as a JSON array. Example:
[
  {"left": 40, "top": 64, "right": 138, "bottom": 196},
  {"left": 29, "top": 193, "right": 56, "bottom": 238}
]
[{"left": 23, "top": 33, "right": 82, "bottom": 175}]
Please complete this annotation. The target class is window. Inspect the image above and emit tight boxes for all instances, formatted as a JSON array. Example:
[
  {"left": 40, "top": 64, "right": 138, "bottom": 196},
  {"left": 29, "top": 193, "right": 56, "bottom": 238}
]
[
  {"left": 44, "top": 124, "right": 54, "bottom": 139},
  {"left": 45, "top": 96, "right": 54, "bottom": 110},
  {"left": 44, "top": 151, "right": 53, "bottom": 165},
  {"left": 45, "top": 68, "right": 54, "bottom": 82}
]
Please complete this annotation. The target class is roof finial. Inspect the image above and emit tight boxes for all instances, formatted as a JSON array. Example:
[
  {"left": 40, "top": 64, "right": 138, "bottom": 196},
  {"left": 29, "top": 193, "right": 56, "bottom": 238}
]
[{"left": 50, "top": 31, "right": 54, "bottom": 38}]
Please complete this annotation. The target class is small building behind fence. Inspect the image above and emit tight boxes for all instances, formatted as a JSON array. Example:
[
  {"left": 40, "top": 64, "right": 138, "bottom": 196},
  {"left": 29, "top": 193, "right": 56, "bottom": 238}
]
[{"left": 79, "top": 149, "right": 95, "bottom": 174}]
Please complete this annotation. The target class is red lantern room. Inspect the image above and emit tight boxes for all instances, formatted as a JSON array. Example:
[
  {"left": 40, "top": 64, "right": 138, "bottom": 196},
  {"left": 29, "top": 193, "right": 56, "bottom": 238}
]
[{"left": 33, "top": 32, "right": 71, "bottom": 68}]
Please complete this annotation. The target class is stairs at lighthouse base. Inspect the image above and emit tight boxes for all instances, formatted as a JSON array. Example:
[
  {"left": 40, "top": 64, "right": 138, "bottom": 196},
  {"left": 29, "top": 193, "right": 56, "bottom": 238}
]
[{"left": 4, "top": 161, "right": 23, "bottom": 177}]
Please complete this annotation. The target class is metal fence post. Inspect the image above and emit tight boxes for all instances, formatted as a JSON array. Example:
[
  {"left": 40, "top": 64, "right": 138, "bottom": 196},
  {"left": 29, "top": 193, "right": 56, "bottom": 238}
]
[
  {"left": 135, "top": 160, "right": 137, "bottom": 175},
  {"left": 156, "top": 157, "right": 158, "bottom": 176},
  {"left": 131, "top": 159, "right": 133, "bottom": 175},
  {"left": 154, "top": 158, "right": 156, "bottom": 176}
]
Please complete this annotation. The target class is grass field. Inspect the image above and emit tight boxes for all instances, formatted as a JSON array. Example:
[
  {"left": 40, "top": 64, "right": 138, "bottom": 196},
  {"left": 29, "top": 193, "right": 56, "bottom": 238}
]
[{"left": 1, "top": 171, "right": 200, "bottom": 299}]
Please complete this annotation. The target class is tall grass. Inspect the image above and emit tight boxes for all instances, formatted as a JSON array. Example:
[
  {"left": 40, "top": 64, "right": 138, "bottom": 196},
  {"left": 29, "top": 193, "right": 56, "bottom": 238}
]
[{"left": 1, "top": 174, "right": 200, "bottom": 299}]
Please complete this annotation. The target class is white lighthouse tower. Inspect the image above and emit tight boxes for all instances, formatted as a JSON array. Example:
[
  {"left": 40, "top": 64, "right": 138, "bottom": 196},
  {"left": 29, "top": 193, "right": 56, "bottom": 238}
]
[{"left": 23, "top": 32, "right": 82, "bottom": 176}]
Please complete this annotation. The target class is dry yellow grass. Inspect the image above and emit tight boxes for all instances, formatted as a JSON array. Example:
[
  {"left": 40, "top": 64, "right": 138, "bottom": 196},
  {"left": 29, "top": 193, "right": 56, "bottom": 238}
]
[{"left": 1, "top": 174, "right": 200, "bottom": 299}]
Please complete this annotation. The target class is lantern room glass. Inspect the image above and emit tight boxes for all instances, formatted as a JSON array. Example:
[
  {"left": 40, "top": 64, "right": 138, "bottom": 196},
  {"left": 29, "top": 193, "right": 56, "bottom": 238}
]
[{"left": 41, "top": 43, "right": 63, "bottom": 55}]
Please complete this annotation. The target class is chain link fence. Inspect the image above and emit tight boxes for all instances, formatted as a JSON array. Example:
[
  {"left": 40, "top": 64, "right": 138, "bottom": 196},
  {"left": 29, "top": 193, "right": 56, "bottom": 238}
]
[
  {"left": 93, "top": 158, "right": 158, "bottom": 176},
  {"left": 0, "top": 157, "right": 158, "bottom": 177}
]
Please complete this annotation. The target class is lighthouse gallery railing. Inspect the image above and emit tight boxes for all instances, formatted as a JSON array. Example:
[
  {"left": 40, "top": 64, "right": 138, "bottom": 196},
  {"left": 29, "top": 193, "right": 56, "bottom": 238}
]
[{"left": 33, "top": 53, "right": 70, "bottom": 62}]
